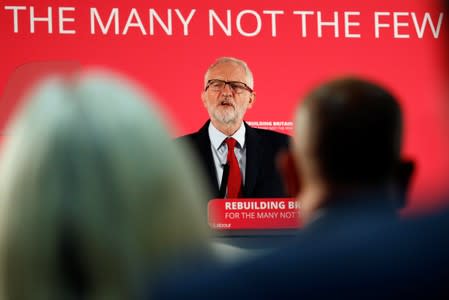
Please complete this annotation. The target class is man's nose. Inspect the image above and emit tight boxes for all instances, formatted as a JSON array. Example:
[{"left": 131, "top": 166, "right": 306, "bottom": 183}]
[{"left": 221, "top": 82, "right": 233, "bottom": 95}]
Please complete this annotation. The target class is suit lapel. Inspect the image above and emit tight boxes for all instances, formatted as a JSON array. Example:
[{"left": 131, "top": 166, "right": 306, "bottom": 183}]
[
  {"left": 195, "top": 121, "right": 221, "bottom": 197},
  {"left": 243, "top": 123, "right": 262, "bottom": 197}
]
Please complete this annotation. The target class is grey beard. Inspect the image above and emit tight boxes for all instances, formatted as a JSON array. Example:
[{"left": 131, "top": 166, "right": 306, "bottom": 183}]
[{"left": 212, "top": 108, "right": 240, "bottom": 124}]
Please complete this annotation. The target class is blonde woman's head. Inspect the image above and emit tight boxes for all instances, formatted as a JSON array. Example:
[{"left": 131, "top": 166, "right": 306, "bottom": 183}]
[{"left": 0, "top": 71, "right": 209, "bottom": 300}]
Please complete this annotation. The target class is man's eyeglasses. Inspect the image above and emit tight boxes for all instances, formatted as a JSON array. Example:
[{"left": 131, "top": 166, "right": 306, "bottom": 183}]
[{"left": 205, "top": 79, "right": 253, "bottom": 94}]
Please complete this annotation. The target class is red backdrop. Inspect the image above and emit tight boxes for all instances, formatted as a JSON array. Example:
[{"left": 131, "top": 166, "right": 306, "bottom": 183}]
[{"left": 1, "top": 0, "right": 448, "bottom": 213}]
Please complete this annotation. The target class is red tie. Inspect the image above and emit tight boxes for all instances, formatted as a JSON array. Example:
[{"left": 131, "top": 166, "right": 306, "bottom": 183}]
[{"left": 225, "top": 138, "right": 242, "bottom": 198}]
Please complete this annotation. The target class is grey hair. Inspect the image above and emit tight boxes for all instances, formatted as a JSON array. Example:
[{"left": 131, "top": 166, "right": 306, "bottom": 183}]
[{"left": 204, "top": 57, "right": 254, "bottom": 89}]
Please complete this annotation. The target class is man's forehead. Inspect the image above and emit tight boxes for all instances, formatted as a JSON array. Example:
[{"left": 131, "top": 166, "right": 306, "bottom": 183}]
[{"left": 207, "top": 62, "right": 246, "bottom": 77}]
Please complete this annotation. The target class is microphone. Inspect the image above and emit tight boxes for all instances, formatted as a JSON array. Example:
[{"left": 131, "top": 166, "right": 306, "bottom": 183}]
[{"left": 219, "top": 163, "right": 230, "bottom": 197}]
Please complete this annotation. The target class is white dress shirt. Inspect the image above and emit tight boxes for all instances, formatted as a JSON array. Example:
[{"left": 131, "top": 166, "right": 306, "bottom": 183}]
[{"left": 208, "top": 122, "right": 247, "bottom": 189}]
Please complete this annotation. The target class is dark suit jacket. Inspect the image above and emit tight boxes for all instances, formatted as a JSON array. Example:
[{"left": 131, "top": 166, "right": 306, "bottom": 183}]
[
  {"left": 151, "top": 204, "right": 449, "bottom": 300},
  {"left": 177, "top": 121, "right": 290, "bottom": 198}
]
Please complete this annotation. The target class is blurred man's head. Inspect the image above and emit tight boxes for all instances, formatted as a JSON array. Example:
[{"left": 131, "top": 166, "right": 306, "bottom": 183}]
[
  {"left": 281, "top": 77, "right": 414, "bottom": 223},
  {"left": 298, "top": 78, "right": 403, "bottom": 187}
]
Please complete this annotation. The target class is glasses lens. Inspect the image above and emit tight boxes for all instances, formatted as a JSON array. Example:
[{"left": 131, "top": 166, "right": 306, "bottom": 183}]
[
  {"left": 229, "top": 82, "right": 248, "bottom": 93},
  {"left": 206, "top": 80, "right": 251, "bottom": 93},
  {"left": 208, "top": 80, "right": 225, "bottom": 91}
]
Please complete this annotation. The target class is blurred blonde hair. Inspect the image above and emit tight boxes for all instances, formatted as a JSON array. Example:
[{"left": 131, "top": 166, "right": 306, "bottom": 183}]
[{"left": 0, "top": 71, "right": 210, "bottom": 300}]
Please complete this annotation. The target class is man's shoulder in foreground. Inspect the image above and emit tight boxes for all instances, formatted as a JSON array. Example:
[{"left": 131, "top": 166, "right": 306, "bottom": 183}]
[{"left": 151, "top": 209, "right": 449, "bottom": 300}]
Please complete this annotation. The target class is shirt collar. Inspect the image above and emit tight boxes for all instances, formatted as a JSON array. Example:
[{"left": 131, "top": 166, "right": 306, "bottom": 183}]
[{"left": 208, "top": 122, "right": 246, "bottom": 150}]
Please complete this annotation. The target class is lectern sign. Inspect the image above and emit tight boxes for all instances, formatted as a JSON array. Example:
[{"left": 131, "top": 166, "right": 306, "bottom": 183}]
[{"left": 208, "top": 198, "right": 301, "bottom": 230}]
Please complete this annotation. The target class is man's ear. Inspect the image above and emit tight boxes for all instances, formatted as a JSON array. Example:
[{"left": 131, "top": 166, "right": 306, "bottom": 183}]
[
  {"left": 395, "top": 159, "right": 415, "bottom": 209},
  {"left": 277, "top": 148, "right": 301, "bottom": 197},
  {"left": 248, "top": 92, "right": 256, "bottom": 109},
  {"left": 201, "top": 91, "right": 207, "bottom": 107}
]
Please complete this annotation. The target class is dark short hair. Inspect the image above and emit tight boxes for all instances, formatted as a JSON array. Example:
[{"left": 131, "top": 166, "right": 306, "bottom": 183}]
[{"left": 301, "top": 77, "right": 402, "bottom": 185}]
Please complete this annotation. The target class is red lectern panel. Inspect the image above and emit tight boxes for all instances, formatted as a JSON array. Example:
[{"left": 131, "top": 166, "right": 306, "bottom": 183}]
[{"left": 208, "top": 198, "right": 301, "bottom": 234}]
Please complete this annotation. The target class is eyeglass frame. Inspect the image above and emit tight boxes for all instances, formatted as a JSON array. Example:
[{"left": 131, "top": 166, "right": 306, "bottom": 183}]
[{"left": 204, "top": 79, "right": 254, "bottom": 94}]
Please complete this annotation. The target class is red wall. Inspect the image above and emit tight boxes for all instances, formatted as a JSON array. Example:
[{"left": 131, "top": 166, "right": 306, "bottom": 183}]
[{"left": 1, "top": 0, "right": 448, "bottom": 213}]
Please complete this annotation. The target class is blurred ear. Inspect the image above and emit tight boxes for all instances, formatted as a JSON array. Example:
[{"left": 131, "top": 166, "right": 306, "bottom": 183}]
[
  {"left": 277, "top": 148, "right": 301, "bottom": 197},
  {"left": 247, "top": 92, "right": 256, "bottom": 109},
  {"left": 201, "top": 91, "right": 207, "bottom": 107},
  {"left": 395, "top": 159, "right": 415, "bottom": 209}
]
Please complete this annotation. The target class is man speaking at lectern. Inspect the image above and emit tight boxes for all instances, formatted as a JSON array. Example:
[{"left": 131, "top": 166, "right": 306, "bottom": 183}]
[{"left": 178, "top": 57, "right": 289, "bottom": 199}]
